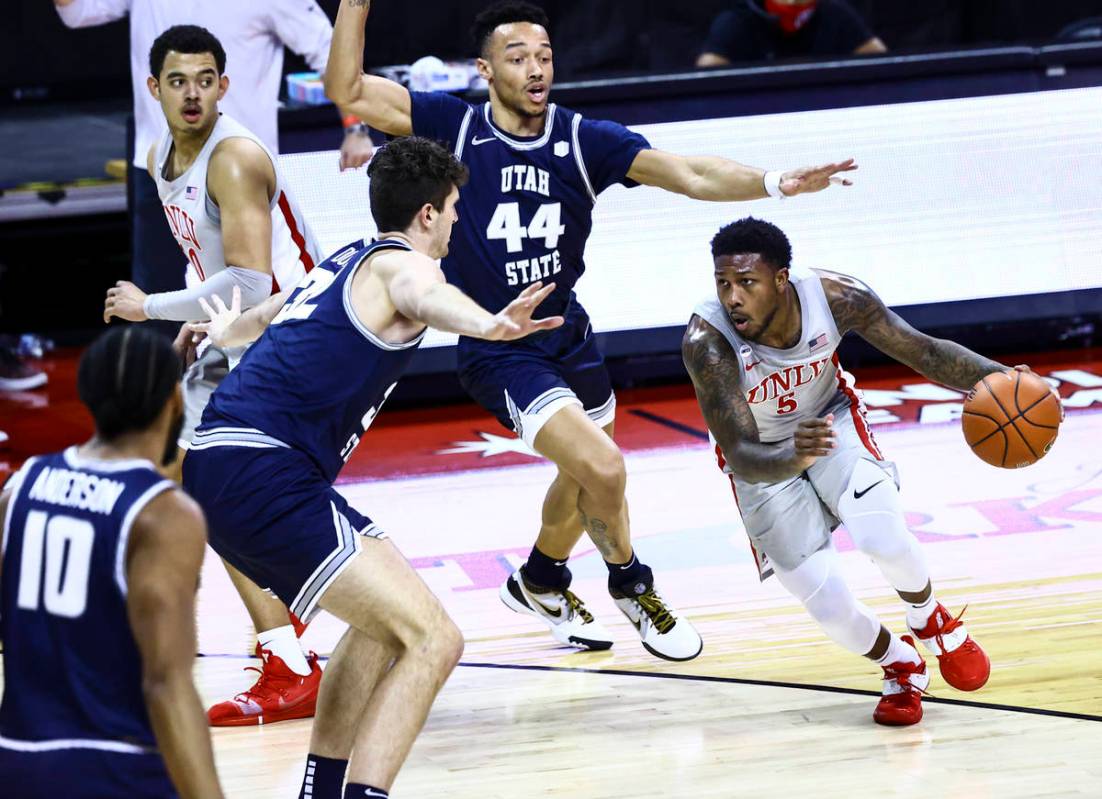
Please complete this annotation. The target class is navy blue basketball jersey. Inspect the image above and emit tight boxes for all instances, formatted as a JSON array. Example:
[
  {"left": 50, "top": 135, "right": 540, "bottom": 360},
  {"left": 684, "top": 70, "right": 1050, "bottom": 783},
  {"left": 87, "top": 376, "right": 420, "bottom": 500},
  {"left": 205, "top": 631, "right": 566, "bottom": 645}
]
[
  {"left": 198, "top": 238, "right": 425, "bottom": 483},
  {"left": 409, "top": 92, "right": 650, "bottom": 319},
  {"left": 0, "top": 448, "right": 174, "bottom": 752}
]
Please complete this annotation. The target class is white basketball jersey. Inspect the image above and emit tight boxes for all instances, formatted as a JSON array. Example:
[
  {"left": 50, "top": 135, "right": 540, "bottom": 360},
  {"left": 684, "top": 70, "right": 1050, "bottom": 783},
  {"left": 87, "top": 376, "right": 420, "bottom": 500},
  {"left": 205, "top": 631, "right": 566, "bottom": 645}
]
[
  {"left": 153, "top": 113, "right": 321, "bottom": 296},
  {"left": 693, "top": 265, "right": 868, "bottom": 444}
]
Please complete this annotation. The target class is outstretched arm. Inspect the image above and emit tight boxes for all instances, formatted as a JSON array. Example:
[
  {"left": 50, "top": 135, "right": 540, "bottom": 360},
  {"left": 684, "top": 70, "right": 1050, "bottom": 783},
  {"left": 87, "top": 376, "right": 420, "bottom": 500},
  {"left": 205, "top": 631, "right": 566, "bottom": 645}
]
[
  {"left": 377, "top": 251, "right": 564, "bottom": 340},
  {"left": 127, "top": 490, "right": 224, "bottom": 799},
  {"left": 821, "top": 271, "right": 1006, "bottom": 390},
  {"left": 188, "top": 286, "right": 291, "bottom": 349},
  {"left": 627, "top": 149, "right": 856, "bottom": 202},
  {"left": 324, "top": 0, "right": 413, "bottom": 136},
  {"left": 682, "top": 314, "right": 835, "bottom": 483}
]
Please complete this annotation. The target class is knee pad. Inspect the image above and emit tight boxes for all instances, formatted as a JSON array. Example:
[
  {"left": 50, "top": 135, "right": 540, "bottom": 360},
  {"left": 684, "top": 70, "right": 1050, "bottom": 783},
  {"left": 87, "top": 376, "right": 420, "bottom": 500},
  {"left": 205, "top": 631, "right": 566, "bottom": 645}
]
[{"left": 838, "top": 459, "right": 928, "bottom": 592}]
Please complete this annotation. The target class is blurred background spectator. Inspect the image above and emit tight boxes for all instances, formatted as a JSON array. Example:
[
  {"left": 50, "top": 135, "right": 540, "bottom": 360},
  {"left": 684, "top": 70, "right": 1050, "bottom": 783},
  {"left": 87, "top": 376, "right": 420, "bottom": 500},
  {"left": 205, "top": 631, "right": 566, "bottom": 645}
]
[{"left": 696, "top": 0, "right": 887, "bottom": 67}]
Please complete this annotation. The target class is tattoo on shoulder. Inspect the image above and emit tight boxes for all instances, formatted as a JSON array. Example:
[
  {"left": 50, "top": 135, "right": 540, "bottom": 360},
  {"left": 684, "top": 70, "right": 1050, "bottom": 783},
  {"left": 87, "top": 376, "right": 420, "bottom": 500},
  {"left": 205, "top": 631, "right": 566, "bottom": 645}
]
[
  {"left": 681, "top": 315, "right": 761, "bottom": 444},
  {"left": 819, "top": 270, "right": 885, "bottom": 334}
]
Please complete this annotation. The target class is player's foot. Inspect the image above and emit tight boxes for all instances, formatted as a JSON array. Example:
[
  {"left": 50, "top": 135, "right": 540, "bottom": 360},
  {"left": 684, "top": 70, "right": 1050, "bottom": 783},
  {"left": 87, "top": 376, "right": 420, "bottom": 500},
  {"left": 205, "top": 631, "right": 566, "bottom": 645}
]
[
  {"left": 207, "top": 650, "right": 321, "bottom": 727},
  {"left": 500, "top": 569, "right": 614, "bottom": 651},
  {"left": 611, "top": 583, "right": 702, "bottom": 662},
  {"left": 910, "top": 603, "right": 990, "bottom": 691},
  {"left": 873, "top": 636, "right": 929, "bottom": 726}
]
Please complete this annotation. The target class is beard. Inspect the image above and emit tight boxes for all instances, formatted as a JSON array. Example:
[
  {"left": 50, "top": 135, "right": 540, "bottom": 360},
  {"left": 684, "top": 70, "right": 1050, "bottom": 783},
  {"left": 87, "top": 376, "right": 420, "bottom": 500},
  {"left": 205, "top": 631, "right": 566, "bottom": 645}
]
[{"left": 161, "top": 411, "right": 186, "bottom": 467}]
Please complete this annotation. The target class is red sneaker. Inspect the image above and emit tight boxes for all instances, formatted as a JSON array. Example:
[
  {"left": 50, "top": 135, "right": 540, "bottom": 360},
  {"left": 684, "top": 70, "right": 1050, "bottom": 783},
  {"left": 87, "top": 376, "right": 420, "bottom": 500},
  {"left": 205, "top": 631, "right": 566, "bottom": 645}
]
[
  {"left": 252, "top": 610, "right": 309, "bottom": 658},
  {"left": 208, "top": 650, "right": 321, "bottom": 727},
  {"left": 873, "top": 636, "right": 929, "bottom": 727},
  {"left": 910, "top": 603, "right": 990, "bottom": 692}
]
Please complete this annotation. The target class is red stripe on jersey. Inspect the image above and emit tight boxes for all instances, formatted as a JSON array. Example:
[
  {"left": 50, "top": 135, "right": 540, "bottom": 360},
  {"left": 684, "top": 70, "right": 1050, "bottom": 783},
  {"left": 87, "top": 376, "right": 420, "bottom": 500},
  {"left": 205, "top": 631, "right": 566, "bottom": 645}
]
[
  {"left": 831, "top": 353, "right": 884, "bottom": 459},
  {"left": 277, "top": 191, "right": 315, "bottom": 282}
]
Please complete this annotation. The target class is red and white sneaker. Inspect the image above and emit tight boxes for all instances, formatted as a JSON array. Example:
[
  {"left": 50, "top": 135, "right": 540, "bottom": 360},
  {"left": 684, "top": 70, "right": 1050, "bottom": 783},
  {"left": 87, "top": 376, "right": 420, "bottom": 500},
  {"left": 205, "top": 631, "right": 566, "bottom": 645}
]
[
  {"left": 910, "top": 603, "right": 990, "bottom": 691},
  {"left": 207, "top": 650, "right": 321, "bottom": 727},
  {"left": 873, "top": 636, "right": 930, "bottom": 727}
]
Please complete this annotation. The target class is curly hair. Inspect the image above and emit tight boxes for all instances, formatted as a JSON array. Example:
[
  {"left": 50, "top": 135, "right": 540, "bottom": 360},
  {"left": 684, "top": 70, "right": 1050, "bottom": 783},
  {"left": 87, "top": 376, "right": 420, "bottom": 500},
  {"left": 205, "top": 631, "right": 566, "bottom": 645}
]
[
  {"left": 471, "top": 1, "right": 551, "bottom": 57},
  {"left": 367, "top": 137, "right": 470, "bottom": 233},
  {"left": 149, "top": 25, "right": 226, "bottom": 78},
  {"left": 710, "top": 217, "right": 793, "bottom": 270}
]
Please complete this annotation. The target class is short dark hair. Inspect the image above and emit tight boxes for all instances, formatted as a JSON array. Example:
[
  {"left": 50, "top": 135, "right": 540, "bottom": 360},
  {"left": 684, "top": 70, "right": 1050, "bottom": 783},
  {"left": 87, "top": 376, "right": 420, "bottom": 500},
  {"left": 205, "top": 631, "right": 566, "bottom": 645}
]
[
  {"left": 367, "top": 137, "right": 469, "bottom": 233},
  {"left": 471, "top": 1, "right": 551, "bottom": 57},
  {"left": 710, "top": 217, "right": 792, "bottom": 270},
  {"left": 77, "top": 327, "right": 182, "bottom": 440},
  {"left": 149, "top": 25, "right": 226, "bottom": 78}
]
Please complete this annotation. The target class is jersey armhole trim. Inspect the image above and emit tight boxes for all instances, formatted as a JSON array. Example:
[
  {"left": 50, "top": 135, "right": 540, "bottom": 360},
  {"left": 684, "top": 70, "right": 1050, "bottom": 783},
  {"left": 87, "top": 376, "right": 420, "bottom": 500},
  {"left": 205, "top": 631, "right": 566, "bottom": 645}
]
[
  {"left": 570, "top": 114, "right": 598, "bottom": 205},
  {"left": 341, "top": 243, "right": 427, "bottom": 351},
  {"left": 1, "top": 457, "right": 38, "bottom": 558},
  {"left": 114, "top": 479, "right": 177, "bottom": 597},
  {"left": 454, "top": 107, "right": 475, "bottom": 161}
]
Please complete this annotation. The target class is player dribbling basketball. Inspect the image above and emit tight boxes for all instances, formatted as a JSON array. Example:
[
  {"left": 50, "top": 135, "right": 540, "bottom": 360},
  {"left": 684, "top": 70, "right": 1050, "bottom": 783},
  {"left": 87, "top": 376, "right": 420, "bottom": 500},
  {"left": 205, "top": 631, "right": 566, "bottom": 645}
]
[{"left": 682, "top": 217, "right": 1055, "bottom": 725}]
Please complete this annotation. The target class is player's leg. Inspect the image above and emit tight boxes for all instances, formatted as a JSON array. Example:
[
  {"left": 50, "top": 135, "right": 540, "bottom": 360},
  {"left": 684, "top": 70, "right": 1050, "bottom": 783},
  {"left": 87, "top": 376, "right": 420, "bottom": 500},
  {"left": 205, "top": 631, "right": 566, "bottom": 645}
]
[
  {"left": 532, "top": 406, "right": 702, "bottom": 661},
  {"left": 773, "top": 547, "right": 929, "bottom": 726},
  {"left": 810, "top": 410, "right": 990, "bottom": 691},
  {"left": 733, "top": 471, "right": 927, "bottom": 724},
  {"left": 308, "top": 538, "right": 463, "bottom": 797}
]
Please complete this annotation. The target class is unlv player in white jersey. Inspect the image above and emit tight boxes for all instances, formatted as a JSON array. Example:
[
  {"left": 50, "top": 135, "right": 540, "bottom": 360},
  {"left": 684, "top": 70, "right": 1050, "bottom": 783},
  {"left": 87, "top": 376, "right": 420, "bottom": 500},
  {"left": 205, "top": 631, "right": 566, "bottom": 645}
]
[
  {"left": 683, "top": 217, "right": 1049, "bottom": 725},
  {"left": 103, "top": 25, "right": 324, "bottom": 729}
]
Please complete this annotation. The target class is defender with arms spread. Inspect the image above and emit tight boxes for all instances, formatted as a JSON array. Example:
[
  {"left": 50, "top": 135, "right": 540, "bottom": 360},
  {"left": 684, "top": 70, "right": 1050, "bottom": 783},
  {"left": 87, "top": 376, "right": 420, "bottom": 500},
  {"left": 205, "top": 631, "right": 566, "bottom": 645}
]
[
  {"left": 680, "top": 217, "right": 1041, "bottom": 724},
  {"left": 184, "top": 136, "right": 563, "bottom": 799},
  {"left": 325, "top": 0, "right": 857, "bottom": 661}
]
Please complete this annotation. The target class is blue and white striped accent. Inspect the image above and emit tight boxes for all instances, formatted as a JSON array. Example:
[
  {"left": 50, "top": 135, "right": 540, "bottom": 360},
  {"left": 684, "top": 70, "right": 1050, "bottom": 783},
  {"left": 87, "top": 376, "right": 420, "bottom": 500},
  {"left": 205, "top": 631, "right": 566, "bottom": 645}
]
[
  {"left": 289, "top": 501, "right": 380, "bottom": 623},
  {"left": 0, "top": 733, "right": 156, "bottom": 755},
  {"left": 189, "top": 427, "right": 290, "bottom": 451}
]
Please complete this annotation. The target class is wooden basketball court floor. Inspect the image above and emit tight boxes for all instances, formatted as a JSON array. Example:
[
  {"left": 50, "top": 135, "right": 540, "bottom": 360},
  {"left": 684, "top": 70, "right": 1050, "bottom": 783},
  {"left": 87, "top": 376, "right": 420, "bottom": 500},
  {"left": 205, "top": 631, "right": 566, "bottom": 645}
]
[{"left": 3, "top": 351, "right": 1102, "bottom": 796}]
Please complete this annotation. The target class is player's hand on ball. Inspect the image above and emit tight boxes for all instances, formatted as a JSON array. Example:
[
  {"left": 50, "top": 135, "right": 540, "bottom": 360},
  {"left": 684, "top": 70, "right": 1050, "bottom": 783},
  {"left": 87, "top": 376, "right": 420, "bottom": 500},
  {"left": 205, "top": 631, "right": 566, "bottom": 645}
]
[
  {"left": 104, "top": 281, "right": 149, "bottom": 323},
  {"left": 190, "top": 286, "right": 242, "bottom": 350},
  {"left": 1007, "top": 364, "right": 1064, "bottom": 420},
  {"left": 794, "top": 414, "right": 836, "bottom": 465},
  {"left": 485, "top": 281, "right": 565, "bottom": 341},
  {"left": 780, "top": 159, "right": 857, "bottom": 195}
]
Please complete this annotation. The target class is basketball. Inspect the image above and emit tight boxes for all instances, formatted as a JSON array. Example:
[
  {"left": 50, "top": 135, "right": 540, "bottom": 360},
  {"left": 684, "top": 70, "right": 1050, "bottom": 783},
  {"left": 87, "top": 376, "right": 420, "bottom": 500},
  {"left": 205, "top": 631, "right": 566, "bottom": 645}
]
[{"left": 961, "top": 370, "right": 1062, "bottom": 468}]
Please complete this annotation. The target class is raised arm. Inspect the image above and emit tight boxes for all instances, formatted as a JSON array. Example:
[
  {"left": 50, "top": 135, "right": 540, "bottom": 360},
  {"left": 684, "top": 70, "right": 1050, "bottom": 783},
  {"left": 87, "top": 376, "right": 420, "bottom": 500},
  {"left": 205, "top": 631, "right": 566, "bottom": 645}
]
[
  {"left": 324, "top": 0, "right": 413, "bottom": 136},
  {"left": 375, "top": 251, "right": 563, "bottom": 340},
  {"left": 821, "top": 271, "right": 1006, "bottom": 391},
  {"left": 126, "top": 490, "right": 223, "bottom": 799},
  {"left": 53, "top": 0, "right": 130, "bottom": 28},
  {"left": 682, "top": 314, "right": 835, "bottom": 483},
  {"left": 626, "top": 149, "right": 857, "bottom": 201}
]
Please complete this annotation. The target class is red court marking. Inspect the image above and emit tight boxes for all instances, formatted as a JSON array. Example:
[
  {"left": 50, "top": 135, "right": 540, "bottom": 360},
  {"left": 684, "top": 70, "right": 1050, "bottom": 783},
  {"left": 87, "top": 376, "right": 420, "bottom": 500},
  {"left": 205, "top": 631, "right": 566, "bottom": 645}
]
[{"left": 2, "top": 348, "right": 1100, "bottom": 483}]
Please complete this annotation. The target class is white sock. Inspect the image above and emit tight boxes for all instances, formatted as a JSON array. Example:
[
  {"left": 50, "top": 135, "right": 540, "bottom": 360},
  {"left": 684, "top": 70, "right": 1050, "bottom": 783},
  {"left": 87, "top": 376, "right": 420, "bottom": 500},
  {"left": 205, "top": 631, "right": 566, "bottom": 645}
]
[
  {"left": 257, "top": 625, "right": 311, "bottom": 676},
  {"left": 905, "top": 595, "right": 938, "bottom": 631},
  {"left": 876, "top": 633, "right": 922, "bottom": 667}
]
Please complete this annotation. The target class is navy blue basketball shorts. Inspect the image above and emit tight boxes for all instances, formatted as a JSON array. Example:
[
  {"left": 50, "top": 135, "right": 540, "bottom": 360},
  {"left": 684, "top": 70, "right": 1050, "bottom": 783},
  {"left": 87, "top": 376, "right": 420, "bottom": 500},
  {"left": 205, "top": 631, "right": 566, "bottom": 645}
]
[
  {"left": 458, "top": 308, "right": 615, "bottom": 449},
  {"left": 182, "top": 444, "right": 386, "bottom": 623},
  {"left": 0, "top": 744, "right": 176, "bottom": 798}
]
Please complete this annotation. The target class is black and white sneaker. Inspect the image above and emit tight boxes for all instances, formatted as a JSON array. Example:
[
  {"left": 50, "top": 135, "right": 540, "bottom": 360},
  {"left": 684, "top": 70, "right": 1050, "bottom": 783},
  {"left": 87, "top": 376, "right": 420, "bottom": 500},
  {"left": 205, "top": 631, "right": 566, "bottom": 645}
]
[
  {"left": 500, "top": 569, "right": 614, "bottom": 651},
  {"left": 611, "top": 584, "right": 702, "bottom": 662}
]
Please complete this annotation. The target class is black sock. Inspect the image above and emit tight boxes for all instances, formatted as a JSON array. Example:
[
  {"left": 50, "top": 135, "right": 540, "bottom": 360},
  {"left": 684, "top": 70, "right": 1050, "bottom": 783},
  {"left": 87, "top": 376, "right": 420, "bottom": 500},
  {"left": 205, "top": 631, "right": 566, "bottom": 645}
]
[
  {"left": 606, "top": 551, "right": 653, "bottom": 597},
  {"left": 299, "top": 754, "right": 347, "bottom": 799},
  {"left": 343, "top": 784, "right": 389, "bottom": 798},
  {"left": 520, "top": 545, "right": 571, "bottom": 590}
]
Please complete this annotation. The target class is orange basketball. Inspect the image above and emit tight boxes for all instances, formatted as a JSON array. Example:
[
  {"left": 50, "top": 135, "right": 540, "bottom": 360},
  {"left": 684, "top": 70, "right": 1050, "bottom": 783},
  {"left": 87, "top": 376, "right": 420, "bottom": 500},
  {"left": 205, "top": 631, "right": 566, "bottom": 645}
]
[{"left": 962, "top": 370, "right": 1062, "bottom": 468}]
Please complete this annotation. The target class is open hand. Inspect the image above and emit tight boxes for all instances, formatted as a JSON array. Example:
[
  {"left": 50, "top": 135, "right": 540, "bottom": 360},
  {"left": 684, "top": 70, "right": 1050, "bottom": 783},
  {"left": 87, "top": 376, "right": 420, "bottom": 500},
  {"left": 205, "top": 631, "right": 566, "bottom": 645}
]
[
  {"left": 794, "top": 414, "right": 836, "bottom": 467},
  {"left": 104, "top": 281, "right": 149, "bottom": 323},
  {"left": 780, "top": 159, "right": 858, "bottom": 196},
  {"left": 483, "top": 281, "right": 565, "bottom": 341},
  {"left": 188, "top": 286, "right": 242, "bottom": 350}
]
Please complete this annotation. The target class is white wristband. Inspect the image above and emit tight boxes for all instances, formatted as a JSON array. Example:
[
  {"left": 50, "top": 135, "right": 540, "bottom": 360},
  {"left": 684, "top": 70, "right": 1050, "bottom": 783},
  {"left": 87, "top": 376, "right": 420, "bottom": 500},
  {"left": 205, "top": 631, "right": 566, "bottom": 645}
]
[{"left": 763, "top": 170, "right": 786, "bottom": 200}]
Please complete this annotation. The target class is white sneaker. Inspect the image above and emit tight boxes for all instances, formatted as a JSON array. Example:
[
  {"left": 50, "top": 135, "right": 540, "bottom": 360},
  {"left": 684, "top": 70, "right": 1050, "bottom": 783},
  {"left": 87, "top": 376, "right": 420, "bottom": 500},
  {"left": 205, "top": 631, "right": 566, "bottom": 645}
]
[
  {"left": 612, "top": 585, "right": 702, "bottom": 662},
  {"left": 500, "top": 569, "right": 614, "bottom": 651}
]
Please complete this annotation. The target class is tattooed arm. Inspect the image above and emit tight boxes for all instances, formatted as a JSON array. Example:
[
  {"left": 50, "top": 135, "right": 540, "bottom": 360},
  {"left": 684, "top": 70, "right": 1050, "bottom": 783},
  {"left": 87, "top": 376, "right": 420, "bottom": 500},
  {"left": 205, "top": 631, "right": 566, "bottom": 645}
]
[
  {"left": 682, "top": 315, "right": 835, "bottom": 483},
  {"left": 820, "top": 271, "right": 1006, "bottom": 391}
]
